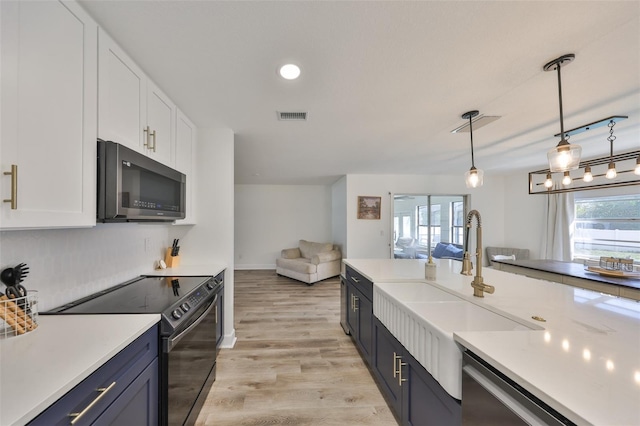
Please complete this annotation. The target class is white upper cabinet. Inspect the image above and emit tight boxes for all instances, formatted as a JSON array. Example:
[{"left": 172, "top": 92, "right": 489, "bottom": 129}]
[
  {"left": 0, "top": 0, "right": 98, "bottom": 229},
  {"left": 146, "top": 81, "right": 176, "bottom": 166},
  {"left": 174, "top": 109, "right": 197, "bottom": 225},
  {"left": 97, "top": 28, "right": 145, "bottom": 152},
  {"left": 98, "top": 29, "right": 175, "bottom": 166}
]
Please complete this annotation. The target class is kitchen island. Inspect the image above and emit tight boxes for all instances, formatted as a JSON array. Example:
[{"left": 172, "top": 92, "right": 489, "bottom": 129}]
[
  {"left": 344, "top": 258, "right": 640, "bottom": 425},
  {"left": 492, "top": 258, "right": 640, "bottom": 300},
  {"left": 0, "top": 314, "right": 159, "bottom": 425}
]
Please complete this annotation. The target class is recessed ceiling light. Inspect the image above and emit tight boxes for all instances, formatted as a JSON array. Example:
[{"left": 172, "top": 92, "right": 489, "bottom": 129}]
[{"left": 279, "top": 64, "right": 301, "bottom": 80}]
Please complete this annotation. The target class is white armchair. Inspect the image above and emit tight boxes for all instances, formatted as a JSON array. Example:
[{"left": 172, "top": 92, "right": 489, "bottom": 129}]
[{"left": 276, "top": 240, "right": 342, "bottom": 284}]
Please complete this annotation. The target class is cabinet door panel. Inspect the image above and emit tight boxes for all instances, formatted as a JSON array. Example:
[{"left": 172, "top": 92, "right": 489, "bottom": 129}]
[
  {"left": 1, "top": 0, "right": 97, "bottom": 228},
  {"left": 402, "top": 352, "right": 461, "bottom": 426},
  {"left": 174, "top": 109, "right": 197, "bottom": 224},
  {"left": 98, "top": 29, "right": 145, "bottom": 151},
  {"left": 373, "top": 319, "right": 403, "bottom": 415},
  {"left": 94, "top": 358, "right": 159, "bottom": 426},
  {"left": 346, "top": 283, "right": 358, "bottom": 335},
  {"left": 356, "top": 290, "right": 373, "bottom": 363},
  {"left": 146, "top": 81, "right": 175, "bottom": 166}
]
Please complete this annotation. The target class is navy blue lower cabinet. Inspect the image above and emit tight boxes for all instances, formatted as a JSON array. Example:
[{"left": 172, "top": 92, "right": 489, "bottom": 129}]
[
  {"left": 372, "top": 318, "right": 461, "bottom": 426},
  {"left": 401, "top": 350, "right": 461, "bottom": 426},
  {"left": 345, "top": 266, "right": 374, "bottom": 364},
  {"left": 372, "top": 318, "right": 403, "bottom": 417},
  {"left": 94, "top": 358, "right": 159, "bottom": 425},
  {"left": 28, "top": 325, "right": 159, "bottom": 426}
]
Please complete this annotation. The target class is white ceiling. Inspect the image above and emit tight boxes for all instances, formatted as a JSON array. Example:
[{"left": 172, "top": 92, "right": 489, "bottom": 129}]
[{"left": 79, "top": 0, "right": 640, "bottom": 185}]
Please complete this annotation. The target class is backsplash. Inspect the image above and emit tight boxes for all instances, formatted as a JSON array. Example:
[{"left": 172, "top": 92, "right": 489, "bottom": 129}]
[{"left": 0, "top": 224, "right": 170, "bottom": 311}]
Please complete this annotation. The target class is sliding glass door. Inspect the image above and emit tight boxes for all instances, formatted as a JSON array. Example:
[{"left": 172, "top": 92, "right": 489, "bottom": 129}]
[{"left": 392, "top": 194, "right": 467, "bottom": 259}]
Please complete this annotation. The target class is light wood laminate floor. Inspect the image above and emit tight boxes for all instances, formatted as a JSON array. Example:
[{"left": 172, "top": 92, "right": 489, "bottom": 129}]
[{"left": 196, "top": 270, "right": 398, "bottom": 426}]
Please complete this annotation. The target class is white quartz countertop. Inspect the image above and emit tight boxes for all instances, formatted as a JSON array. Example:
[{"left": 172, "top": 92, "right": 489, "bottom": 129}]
[
  {"left": 0, "top": 314, "right": 159, "bottom": 426},
  {"left": 342, "top": 258, "right": 429, "bottom": 282},
  {"left": 144, "top": 263, "right": 226, "bottom": 277},
  {"left": 344, "top": 258, "right": 640, "bottom": 426}
]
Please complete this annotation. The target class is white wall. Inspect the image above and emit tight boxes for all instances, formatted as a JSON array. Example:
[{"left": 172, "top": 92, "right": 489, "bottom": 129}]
[
  {"left": 502, "top": 170, "right": 546, "bottom": 259},
  {"left": 234, "top": 184, "right": 333, "bottom": 269},
  {"left": 0, "top": 224, "right": 170, "bottom": 311},
  {"left": 343, "top": 174, "right": 506, "bottom": 259},
  {"left": 169, "top": 127, "right": 236, "bottom": 346},
  {"left": 331, "top": 177, "right": 347, "bottom": 254}
]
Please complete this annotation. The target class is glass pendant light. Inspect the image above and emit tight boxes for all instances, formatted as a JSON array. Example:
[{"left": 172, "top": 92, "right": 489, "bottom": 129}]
[
  {"left": 544, "top": 54, "right": 582, "bottom": 172},
  {"left": 635, "top": 156, "right": 640, "bottom": 175},
  {"left": 605, "top": 120, "right": 617, "bottom": 179},
  {"left": 562, "top": 171, "right": 572, "bottom": 186},
  {"left": 462, "top": 110, "right": 484, "bottom": 188},
  {"left": 583, "top": 165, "right": 594, "bottom": 182}
]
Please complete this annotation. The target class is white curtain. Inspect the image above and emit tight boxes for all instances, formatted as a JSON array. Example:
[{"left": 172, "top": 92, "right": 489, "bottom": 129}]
[{"left": 541, "top": 187, "right": 575, "bottom": 261}]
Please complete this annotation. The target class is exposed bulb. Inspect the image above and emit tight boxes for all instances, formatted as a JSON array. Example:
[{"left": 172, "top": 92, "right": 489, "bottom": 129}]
[
  {"left": 465, "top": 167, "right": 484, "bottom": 188},
  {"left": 562, "top": 171, "right": 572, "bottom": 186},
  {"left": 606, "top": 162, "right": 617, "bottom": 179},
  {"left": 544, "top": 172, "right": 553, "bottom": 188},
  {"left": 548, "top": 141, "right": 581, "bottom": 172},
  {"left": 583, "top": 166, "right": 593, "bottom": 183},
  {"left": 635, "top": 157, "right": 640, "bottom": 176}
]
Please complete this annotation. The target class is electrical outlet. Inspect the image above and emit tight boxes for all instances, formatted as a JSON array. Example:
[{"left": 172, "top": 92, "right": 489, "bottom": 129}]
[{"left": 144, "top": 238, "right": 151, "bottom": 252}]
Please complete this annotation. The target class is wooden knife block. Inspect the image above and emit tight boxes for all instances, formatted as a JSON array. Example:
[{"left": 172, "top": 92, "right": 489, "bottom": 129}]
[{"left": 165, "top": 248, "right": 181, "bottom": 268}]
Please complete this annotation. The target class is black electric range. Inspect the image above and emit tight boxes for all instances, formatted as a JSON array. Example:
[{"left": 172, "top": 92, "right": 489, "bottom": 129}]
[
  {"left": 46, "top": 274, "right": 224, "bottom": 426},
  {"left": 47, "top": 276, "right": 219, "bottom": 336}
]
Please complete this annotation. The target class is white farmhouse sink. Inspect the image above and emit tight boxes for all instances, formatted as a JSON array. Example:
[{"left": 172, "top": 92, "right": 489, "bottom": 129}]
[
  {"left": 376, "top": 281, "right": 462, "bottom": 303},
  {"left": 373, "top": 281, "right": 542, "bottom": 399},
  {"left": 405, "top": 301, "right": 533, "bottom": 333}
]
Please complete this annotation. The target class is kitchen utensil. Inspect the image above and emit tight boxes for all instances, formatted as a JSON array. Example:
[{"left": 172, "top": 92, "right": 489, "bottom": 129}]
[
  {"left": 1, "top": 262, "right": 30, "bottom": 286},
  {"left": 1, "top": 263, "right": 29, "bottom": 301}
]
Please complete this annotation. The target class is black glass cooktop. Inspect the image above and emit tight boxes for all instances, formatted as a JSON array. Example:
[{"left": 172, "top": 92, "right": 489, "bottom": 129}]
[{"left": 47, "top": 276, "right": 211, "bottom": 314}]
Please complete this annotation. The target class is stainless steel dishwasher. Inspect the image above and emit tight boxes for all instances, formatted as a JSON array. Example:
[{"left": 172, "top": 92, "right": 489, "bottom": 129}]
[{"left": 462, "top": 351, "right": 575, "bottom": 426}]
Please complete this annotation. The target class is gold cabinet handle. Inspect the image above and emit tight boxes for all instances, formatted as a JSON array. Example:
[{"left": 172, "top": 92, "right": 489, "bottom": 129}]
[
  {"left": 350, "top": 276, "right": 360, "bottom": 283},
  {"left": 3, "top": 164, "right": 17, "bottom": 209},
  {"left": 69, "top": 381, "right": 116, "bottom": 424},
  {"left": 150, "top": 130, "right": 157, "bottom": 152},
  {"left": 398, "top": 359, "right": 407, "bottom": 386},
  {"left": 214, "top": 304, "right": 218, "bottom": 325},
  {"left": 143, "top": 125, "right": 151, "bottom": 149},
  {"left": 393, "top": 352, "right": 401, "bottom": 378}
]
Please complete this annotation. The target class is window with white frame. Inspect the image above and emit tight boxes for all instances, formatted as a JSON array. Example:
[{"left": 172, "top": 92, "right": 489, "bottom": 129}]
[{"left": 573, "top": 194, "right": 640, "bottom": 262}]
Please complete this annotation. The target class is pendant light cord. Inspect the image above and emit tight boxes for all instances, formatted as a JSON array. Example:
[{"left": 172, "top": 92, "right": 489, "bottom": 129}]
[
  {"left": 469, "top": 114, "right": 475, "bottom": 168},
  {"left": 556, "top": 63, "right": 565, "bottom": 139}
]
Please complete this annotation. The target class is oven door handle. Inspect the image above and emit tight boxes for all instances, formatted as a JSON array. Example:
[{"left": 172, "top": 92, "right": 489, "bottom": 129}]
[{"left": 167, "top": 294, "right": 218, "bottom": 352}]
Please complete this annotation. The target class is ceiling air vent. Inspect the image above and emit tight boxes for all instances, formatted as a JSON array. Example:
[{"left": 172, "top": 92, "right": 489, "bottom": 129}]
[
  {"left": 277, "top": 111, "right": 308, "bottom": 121},
  {"left": 450, "top": 115, "right": 500, "bottom": 133}
]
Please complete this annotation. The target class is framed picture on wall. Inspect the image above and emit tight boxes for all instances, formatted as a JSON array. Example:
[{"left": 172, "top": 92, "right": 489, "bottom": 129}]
[{"left": 357, "top": 196, "right": 381, "bottom": 220}]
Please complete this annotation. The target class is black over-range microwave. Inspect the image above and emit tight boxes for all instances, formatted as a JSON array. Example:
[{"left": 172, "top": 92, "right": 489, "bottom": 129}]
[{"left": 97, "top": 139, "right": 186, "bottom": 222}]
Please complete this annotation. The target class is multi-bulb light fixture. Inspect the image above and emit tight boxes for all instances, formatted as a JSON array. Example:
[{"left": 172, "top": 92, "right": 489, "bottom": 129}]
[{"left": 529, "top": 53, "right": 639, "bottom": 194}]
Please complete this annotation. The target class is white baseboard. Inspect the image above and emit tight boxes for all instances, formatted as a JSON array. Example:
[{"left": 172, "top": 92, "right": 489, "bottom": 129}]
[
  {"left": 220, "top": 329, "right": 237, "bottom": 348},
  {"left": 234, "top": 264, "right": 276, "bottom": 270}
]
